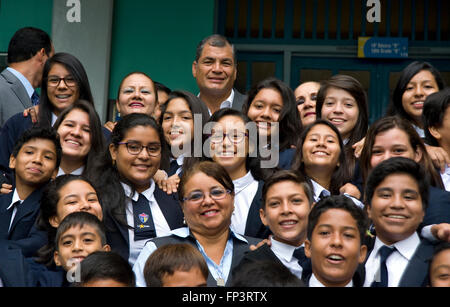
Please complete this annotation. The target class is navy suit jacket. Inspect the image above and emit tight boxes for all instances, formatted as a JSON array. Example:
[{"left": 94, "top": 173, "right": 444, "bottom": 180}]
[
  {"left": 0, "top": 242, "right": 30, "bottom": 286},
  {"left": 422, "top": 186, "right": 450, "bottom": 227},
  {"left": 243, "top": 181, "right": 271, "bottom": 239},
  {"left": 0, "top": 186, "right": 47, "bottom": 256},
  {"left": 105, "top": 185, "right": 185, "bottom": 261}
]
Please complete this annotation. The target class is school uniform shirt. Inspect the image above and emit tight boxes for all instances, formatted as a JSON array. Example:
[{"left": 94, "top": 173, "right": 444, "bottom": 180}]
[
  {"left": 413, "top": 125, "right": 425, "bottom": 138},
  {"left": 132, "top": 227, "right": 251, "bottom": 287},
  {"left": 230, "top": 171, "right": 259, "bottom": 236},
  {"left": 363, "top": 233, "right": 421, "bottom": 287},
  {"left": 310, "top": 179, "right": 364, "bottom": 209},
  {"left": 169, "top": 154, "right": 184, "bottom": 176},
  {"left": 56, "top": 165, "right": 84, "bottom": 177},
  {"left": 308, "top": 273, "right": 353, "bottom": 287},
  {"left": 6, "top": 189, "right": 23, "bottom": 233},
  {"left": 122, "top": 180, "right": 172, "bottom": 266},
  {"left": 270, "top": 238, "right": 304, "bottom": 280},
  {"left": 441, "top": 164, "right": 450, "bottom": 192}
]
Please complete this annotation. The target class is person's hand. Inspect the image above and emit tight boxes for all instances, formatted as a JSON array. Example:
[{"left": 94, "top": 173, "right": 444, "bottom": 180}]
[
  {"left": 249, "top": 235, "right": 272, "bottom": 251},
  {"left": 339, "top": 183, "right": 361, "bottom": 200},
  {"left": 425, "top": 145, "right": 450, "bottom": 174},
  {"left": 104, "top": 121, "right": 117, "bottom": 132},
  {"left": 159, "top": 174, "right": 180, "bottom": 195},
  {"left": 352, "top": 137, "right": 366, "bottom": 158},
  {"left": 1, "top": 183, "right": 13, "bottom": 195},
  {"left": 23, "top": 105, "right": 39, "bottom": 124},
  {"left": 431, "top": 223, "right": 450, "bottom": 242}
]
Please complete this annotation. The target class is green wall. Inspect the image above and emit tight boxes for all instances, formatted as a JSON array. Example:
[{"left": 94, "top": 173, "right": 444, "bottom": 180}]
[
  {"left": 0, "top": 0, "right": 53, "bottom": 52},
  {"left": 108, "top": 0, "right": 216, "bottom": 99}
]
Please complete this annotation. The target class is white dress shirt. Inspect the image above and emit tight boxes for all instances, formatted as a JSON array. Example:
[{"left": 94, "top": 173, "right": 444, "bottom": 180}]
[
  {"left": 363, "top": 233, "right": 421, "bottom": 287},
  {"left": 122, "top": 180, "right": 171, "bottom": 266},
  {"left": 310, "top": 179, "right": 364, "bottom": 209},
  {"left": 270, "top": 238, "right": 304, "bottom": 280},
  {"left": 202, "top": 89, "right": 234, "bottom": 115},
  {"left": 309, "top": 273, "right": 353, "bottom": 287},
  {"left": 230, "top": 171, "right": 259, "bottom": 236},
  {"left": 7, "top": 189, "right": 23, "bottom": 233},
  {"left": 56, "top": 165, "right": 85, "bottom": 177},
  {"left": 441, "top": 164, "right": 450, "bottom": 192}
]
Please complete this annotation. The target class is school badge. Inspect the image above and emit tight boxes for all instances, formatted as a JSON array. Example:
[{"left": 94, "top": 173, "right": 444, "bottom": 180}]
[{"left": 139, "top": 213, "right": 149, "bottom": 224}]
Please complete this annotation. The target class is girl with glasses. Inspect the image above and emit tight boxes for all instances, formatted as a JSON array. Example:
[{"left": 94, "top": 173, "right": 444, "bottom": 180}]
[
  {"left": 132, "top": 160, "right": 261, "bottom": 287},
  {"left": 89, "top": 113, "right": 184, "bottom": 265}
]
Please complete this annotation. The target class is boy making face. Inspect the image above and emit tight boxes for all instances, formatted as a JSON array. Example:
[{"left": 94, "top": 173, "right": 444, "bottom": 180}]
[
  {"left": 364, "top": 157, "right": 434, "bottom": 287},
  {"left": 304, "top": 195, "right": 368, "bottom": 287}
]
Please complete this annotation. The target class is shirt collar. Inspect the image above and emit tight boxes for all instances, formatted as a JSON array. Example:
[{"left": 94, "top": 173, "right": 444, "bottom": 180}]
[
  {"left": 7, "top": 189, "right": 23, "bottom": 210},
  {"left": 309, "top": 273, "right": 353, "bottom": 287},
  {"left": 233, "top": 171, "right": 256, "bottom": 194},
  {"left": 201, "top": 89, "right": 235, "bottom": 115},
  {"left": 7, "top": 67, "right": 34, "bottom": 97},
  {"left": 121, "top": 180, "right": 156, "bottom": 202},
  {"left": 271, "top": 238, "right": 303, "bottom": 262},
  {"left": 373, "top": 232, "right": 420, "bottom": 261},
  {"left": 170, "top": 226, "right": 249, "bottom": 244},
  {"left": 170, "top": 154, "right": 185, "bottom": 166},
  {"left": 310, "top": 179, "right": 330, "bottom": 201}
]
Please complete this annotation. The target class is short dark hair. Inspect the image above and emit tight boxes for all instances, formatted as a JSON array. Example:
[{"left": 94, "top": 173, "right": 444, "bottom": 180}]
[
  {"left": 144, "top": 243, "right": 208, "bottom": 287},
  {"left": 55, "top": 212, "right": 107, "bottom": 251},
  {"left": 230, "top": 260, "right": 305, "bottom": 287},
  {"left": 261, "top": 170, "right": 314, "bottom": 209},
  {"left": 364, "top": 157, "right": 429, "bottom": 211},
  {"left": 195, "top": 34, "right": 235, "bottom": 63},
  {"left": 154, "top": 81, "right": 171, "bottom": 96},
  {"left": 307, "top": 195, "right": 369, "bottom": 244},
  {"left": 78, "top": 251, "right": 135, "bottom": 287},
  {"left": 423, "top": 87, "right": 450, "bottom": 147},
  {"left": 11, "top": 126, "right": 62, "bottom": 169},
  {"left": 7, "top": 27, "right": 52, "bottom": 63},
  {"left": 386, "top": 61, "right": 446, "bottom": 126}
]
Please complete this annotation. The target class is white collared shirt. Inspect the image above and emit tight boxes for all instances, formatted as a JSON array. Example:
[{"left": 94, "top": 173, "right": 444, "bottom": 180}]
[
  {"left": 270, "top": 238, "right": 304, "bottom": 280},
  {"left": 170, "top": 154, "right": 185, "bottom": 176},
  {"left": 122, "top": 180, "right": 171, "bottom": 266},
  {"left": 7, "top": 189, "right": 23, "bottom": 233},
  {"left": 441, "top": 164, "right": 450, "bottom": 192},
  {"left": 6, "top": 67, "right": 34, "bottom": 98},
  {"left": 202, "top": 89, "right": 235, "bottom": 115},
  {"left": 309, "top": 273, "right": 353, "bottom": 287},
  {"left": 364, "top": 233, "right": 421, "bottom": 287},
  {"left": 413, "top": 124, "right": 425, "bottom": 138},
  {"left": 310, "top": 179, "right": 364, "bottom": 209},
  {"left": 56, "top": 165, "right": 85, "bottom": 177},
  {"left": 230, "top": 171, "right": 259, "bottom": 236}
]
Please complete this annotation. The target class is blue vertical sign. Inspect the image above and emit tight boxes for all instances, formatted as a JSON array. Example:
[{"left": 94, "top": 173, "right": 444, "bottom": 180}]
[{"left": 358, "top": 37, "right": 408, "bottom": 58}]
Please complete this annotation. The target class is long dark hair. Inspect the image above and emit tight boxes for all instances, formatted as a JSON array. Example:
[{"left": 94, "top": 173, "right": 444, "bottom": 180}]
[
  {"left": 38, "top": 52, "right": 94, "bottom": 128},
  {"left": 359, "top": 116, "right": 444, "bottom": 189},
  {"left": 315, "top": 74, "right": 369, "bottom": 178},
  {"left": 53, "top": 99, "right": 105, "bottom": 178},
  {"left": 291, "top": 119, "right": 350, "bottom": 195},
  {"left": 242, "top": 77, "right": 302, "bottom": 151},
  {"left": 386, "top": 61, "right": 445, "bottom": 126}
]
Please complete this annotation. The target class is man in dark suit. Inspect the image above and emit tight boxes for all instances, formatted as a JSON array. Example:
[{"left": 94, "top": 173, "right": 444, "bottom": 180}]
[
  {"left": 0, "top": 27, "right": 53, "bottom": 127},
  {"left": 192, "top": 34, "right": 246, "bottom": 115}
]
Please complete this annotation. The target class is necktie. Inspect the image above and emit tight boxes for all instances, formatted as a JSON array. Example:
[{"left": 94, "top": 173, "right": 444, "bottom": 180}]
[
  {"left": 31, "top": 91, "right": 40, "bottom": 106},
  {"left": 371, "top": 245, "right": 396, "bottom": 287},
  {"left": 132, "top": 193, "right": 156, "bottom": 241},
  {"left": 293, "top": 246, "right": 312, "bottom": 281},
  {"left": 169, "top": 159, "right": 179, "bottom": 176},
  {"left": 318, "top": 190, "right": 330, "bottom": 201}
]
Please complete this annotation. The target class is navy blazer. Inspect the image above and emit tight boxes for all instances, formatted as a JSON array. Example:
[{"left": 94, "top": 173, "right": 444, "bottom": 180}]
[
  {"left": 105, "top": 185, "right": 185, "bottom": 261},
  {"left": 0, "top": 242, "right": 30, "bottom": 287},
  {"left": 243, "top": 181, "right": 271, "bottom": 239},
  {"left": 0, "top": 187, "right": 47, "bottom": 257},
  {"left": 364, "top": 235, "right": 435, "bottom": 287},
  {"left": 422, "top": 186, "right": 450, "bottom": 227}
]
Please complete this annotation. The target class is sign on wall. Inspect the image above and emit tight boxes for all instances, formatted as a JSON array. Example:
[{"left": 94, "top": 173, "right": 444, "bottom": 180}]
[{"left": 358, "top": 37, "right": 408, "bottom": 59}]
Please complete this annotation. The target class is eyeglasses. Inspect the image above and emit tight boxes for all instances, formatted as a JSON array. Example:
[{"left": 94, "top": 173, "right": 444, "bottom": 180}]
[
  {"left": 47, "top": 76, "right": 77, "bottom": 88},
  {"left": 209, "top": 132, "right": 248, "bottom": 144},
  {"left": 118, "top": 142, "right": 161, "bottom": 157},
  {"left": 183, "top": 187, "right": 232, "bottom": 203}
]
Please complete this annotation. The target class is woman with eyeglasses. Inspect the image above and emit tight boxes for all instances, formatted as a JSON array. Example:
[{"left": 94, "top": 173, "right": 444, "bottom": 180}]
[
  {"left": 199, "top": 108, "right": 270, "bottom": 238},
  {"left": 0, "top": 53, "right": 108, "bottom": 191},
  {"left": 132, "top": 160, "right": 261, "bottom": 287},
  {"left": 88, "top": 113, "right": 184, "bottom": 265}
]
